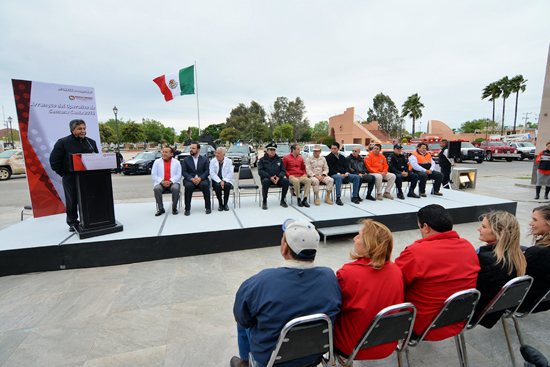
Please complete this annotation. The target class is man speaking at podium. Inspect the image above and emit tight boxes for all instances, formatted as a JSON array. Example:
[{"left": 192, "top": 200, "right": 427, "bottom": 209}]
[{"left": 50, "top": 119, "right": 99, "bottom": 231}]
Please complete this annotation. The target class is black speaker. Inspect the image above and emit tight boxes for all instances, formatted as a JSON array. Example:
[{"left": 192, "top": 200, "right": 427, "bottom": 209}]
[{"left": 449, "top": 141, "right": 461, "bottom": 158}]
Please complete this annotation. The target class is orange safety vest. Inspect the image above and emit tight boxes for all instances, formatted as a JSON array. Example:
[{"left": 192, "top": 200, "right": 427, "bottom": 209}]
[{"left": 409, "top": 150, "right": 433, "bottom": 171}]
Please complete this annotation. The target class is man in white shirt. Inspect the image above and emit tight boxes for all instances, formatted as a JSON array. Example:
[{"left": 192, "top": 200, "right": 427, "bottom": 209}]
[
  {"left": 151, "top": 146, "right": 182, "bottom": 215},
  {"left": 210, "top": 147, "right": 234, "bottom": 211}
]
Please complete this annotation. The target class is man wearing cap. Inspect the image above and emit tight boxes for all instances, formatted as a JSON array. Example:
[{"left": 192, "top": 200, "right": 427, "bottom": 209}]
[
  {"left": 364, "top": 143, "right": 396, "bottom": 200},
  {"left": 305, "top": 144, "right": 334, "bottom": 206},
  {"left": 387, "top": 144, "right": 420, "bottom": 200},
  {"left": 409, "top": 142, "right": 444, "bottom": 197},
  {"left": 282, "top": 144, "right": 311, "bottom": 208},
  {"left": 231, "top": 219, "right": 342, "bottom": 367},
  {"left": 346, "top": 146, "right": 376, "bottom": 201},
  {"left": 326, "top": 142, "right": 362, "bottom": 206},
  {"left": 258, "top": 142, "right": 290, "bottom": 210}
]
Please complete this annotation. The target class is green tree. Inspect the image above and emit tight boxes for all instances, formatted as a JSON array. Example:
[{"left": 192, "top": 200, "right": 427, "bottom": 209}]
[
  {"left": 481, "top": 82, "right": 501, "bottom": 125},
  {"left": 301, "top": 127, "right": 313, "bottom": 142},
  {"left": 226, "top": 101, "right": 267, "bottom": 140},
  {"left": 497, "top": 76, "right": 512, "bottom": 135},
  {"left": 312, "top": 121, "right": 329, "bottom": 138},
  {"left": 203, "top": 123, "right": 226, "bottom": 140},
  {"left": 526, "top": 121, "right": 538, "bottom": 129},
  {"left": 102, "top": 118, "right": 127, "bottom": 138},
  {"left": 162, "top": 127, "right": 176, "bottom": 145},
  {"left": 219, "top": 127, "right": 241, "bottom": 142},
  {"left": 272, "top": 123, "right": 294, "bottom": 141},
  {"left": 242, "top": 121, "right": 269, "bottom": 142},
  {"left": 269, "top": 97, "right": 310, "bottom": 140},
  {"left": 458, "top": 118, "right": 497, "bottom": 134},
  {"left": 99, "top": 123, "right": 116, "bottom": 144},
  {"left": 120, "top": 122, "right": 144, "bottom": 143},
  {"left": 401, "top": 93, "right": 424, "bottom": 138},
  {"left": 143, "top": 119, "right": 163, "bottom": 144},
  {"left": 509, "top": 75, "right": 527, "bottom": 134}
]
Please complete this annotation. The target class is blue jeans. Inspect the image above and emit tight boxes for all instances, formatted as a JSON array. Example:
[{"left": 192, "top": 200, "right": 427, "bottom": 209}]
[
  {"left": 238, "top": 324, "right": 251, "bottom": 362},
  {"left": 331, "top": 173, "right": 361, "bottom": 198}
]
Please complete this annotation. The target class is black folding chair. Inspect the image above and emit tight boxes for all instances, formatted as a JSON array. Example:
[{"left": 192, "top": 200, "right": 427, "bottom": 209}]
[
  {"left": 236, "top": 165, "right": 260, "bottom": 208},
  {"left": 249, "top": 313, "right": 333, "bottom": 367},
  {"left": 464, "top": 275, "right": 534, "bottom": 367},
  {"left": 512, "top": 286, "right": 550, "bottom": 345},
  {"left": 337, "top": 303, "right": 416, "bottom": 367},
  {"left": 403, "top": 289, "right": 481, "bottom": 367}
]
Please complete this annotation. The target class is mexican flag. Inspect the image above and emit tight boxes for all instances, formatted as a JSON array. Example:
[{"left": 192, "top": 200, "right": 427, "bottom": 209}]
[{"left": 153, "top": 65, "right": 195, "bottom": 102}]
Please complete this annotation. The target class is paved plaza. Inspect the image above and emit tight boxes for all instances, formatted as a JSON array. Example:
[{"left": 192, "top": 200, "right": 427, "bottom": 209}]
[{"left": 0, "top": 166, "right": 549, "bottom": 366}]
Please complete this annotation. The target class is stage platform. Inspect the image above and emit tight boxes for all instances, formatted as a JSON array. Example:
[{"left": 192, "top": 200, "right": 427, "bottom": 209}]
[{"left": 0, "top": 190, "right": 516, "bottom": 276}]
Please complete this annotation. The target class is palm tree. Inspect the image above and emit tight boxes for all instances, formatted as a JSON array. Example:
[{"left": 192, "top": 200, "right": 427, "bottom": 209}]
[
  {"left": 498, "top": 76, "right": 512, "bottom": 136},
  {"left": 481, "top": 82, "right": 501, "bottom": 125},
  {"left": 402, "top": 93, "right": 424, "bottom": 137},
  {"left": 509, "top": 75, "right": 527, "bottom": 134}
]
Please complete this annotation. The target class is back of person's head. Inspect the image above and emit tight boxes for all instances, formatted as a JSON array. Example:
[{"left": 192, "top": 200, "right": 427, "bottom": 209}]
[
  {"left": 351, "top": 219, "right": 393, "bottom": 269},
  {"left": 283, "top": 219, "right": 319, "bottom": 262},
  {"left": 417, "top": 204, "right": 453, "bottom": 233},
  {"left": 532, "top": 205, "right": 550, "bottom": 247},
  {"left": 481, "top": 211, "right": 526, "bottom": 276}
]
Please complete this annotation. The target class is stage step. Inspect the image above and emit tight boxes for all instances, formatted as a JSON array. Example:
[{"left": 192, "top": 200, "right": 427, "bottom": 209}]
[{"left": 317, "top": 224, "right": 363, "bottom": 246}]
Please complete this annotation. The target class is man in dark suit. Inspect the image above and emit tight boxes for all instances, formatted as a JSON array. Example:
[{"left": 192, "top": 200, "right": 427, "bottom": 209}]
[{"left": 181, "top": 142, "right": 211, "bottom": 216}]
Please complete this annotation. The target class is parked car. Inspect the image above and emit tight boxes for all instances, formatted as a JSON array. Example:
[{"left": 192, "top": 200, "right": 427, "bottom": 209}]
[
  {"left": 0, "top": 148, "right": 25, "bottom": 181},
  {"left": 340, "top": 144, "right": 368, "bottom": 158},
  {"left": 176, "top": 144, "right": 216, "bottom": 162},
  {"left": 275, "top": 144, "right": 291, "bottom": 157},
  {"left": 301, "top": 144, "right": 331, "bottom": 160},
  {"left": 226, "top": 144, "right": 258, "bottom": 171},
  {"left": 122, "top": 151, "right": 162, "bottom": 175},
  {"left": 475, "top": 140, "right": 520, "bottom": 162},
  {"left": 507, "top": 142, "right": 536, "bottom": 160},
  {"left": 455, "top": 142, "right": 484, "bottom": 164}
]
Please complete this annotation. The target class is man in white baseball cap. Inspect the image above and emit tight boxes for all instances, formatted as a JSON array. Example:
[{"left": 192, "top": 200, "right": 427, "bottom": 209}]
[{"left": 230, "top": 219, "right": 342, "bottom": 367}]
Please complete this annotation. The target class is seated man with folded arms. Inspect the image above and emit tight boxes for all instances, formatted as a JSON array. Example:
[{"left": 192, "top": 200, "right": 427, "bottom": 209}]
[
  {"left": 346, "top": 147, "right": 376, "bottom": 201},
  {"left": 151, "top": 146, "right": 182, "bottom": 216},
  {"left": 387, "top": 143, "right": 420, "bottom": 199},
  {"left": 395, "top": 204, "right": 480, "bottom": 341},
  {"left": 364, "top": 143, "right": 396, "bottom": 200},
  {"left": 305, "top": 144, "right": 334, "bottom": 206},
  {"left": 326, "top": 142, "right": 361, "bottom": 206},
  {"left": 282, "top": 143, "right": 311, "bottom": 208},
  {"left": 209, "top": 147, "right": 234, "bottom": 211},
  {"left": 230, "top": 219, "right": 342, "bottom": 367},
  {"left": 408, "top": 142, "right": 444, "bottom": 197}
]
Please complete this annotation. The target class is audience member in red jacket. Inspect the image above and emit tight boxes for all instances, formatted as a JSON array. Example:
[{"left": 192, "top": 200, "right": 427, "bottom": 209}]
[
  {"left": 395, "top": 204, "right": 480, "bottom": 341},
  {"left": 334, "top": 219, "right": 404, "bottom": 363},
  {"left": 282, "top": 144, "right": 311, "bottom": 208}
]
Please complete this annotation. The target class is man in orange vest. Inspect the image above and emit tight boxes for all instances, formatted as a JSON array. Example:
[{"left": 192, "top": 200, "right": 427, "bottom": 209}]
[{"left": 409, "top": 142, "right": 443, "bottom": 197}]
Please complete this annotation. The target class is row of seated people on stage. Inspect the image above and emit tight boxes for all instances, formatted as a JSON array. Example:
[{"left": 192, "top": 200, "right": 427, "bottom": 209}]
[
  {"left": 259, "top": 140, "right": 447, "bottom": 210},
  {"left": 151, "top": 143, "right": 234, "bottom": 216},
  {"left": 229, "top": 204, "right": 550, "bottom": 367},
  {"left": 152, "top": 139, "right": 452, "bottom": 215}
]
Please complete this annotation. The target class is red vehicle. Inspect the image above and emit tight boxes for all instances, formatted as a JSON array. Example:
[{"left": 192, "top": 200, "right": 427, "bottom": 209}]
[
  {"left": 410, "top": 137, "right": 443, "bottom": 162},
  {"left": 473, "top": 139, "right": 520, "bottom": 161}
]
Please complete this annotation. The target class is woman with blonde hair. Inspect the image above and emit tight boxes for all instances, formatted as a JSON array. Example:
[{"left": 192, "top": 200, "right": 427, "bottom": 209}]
[
  {"left": 523, "top": 205, "right": 550, "bottom": 312},
  {"left": 474, "top": 211, "right": 526, "bottom": 328},
  {"left": 333, "top": 219, "right": 404, "bottom": 363}
]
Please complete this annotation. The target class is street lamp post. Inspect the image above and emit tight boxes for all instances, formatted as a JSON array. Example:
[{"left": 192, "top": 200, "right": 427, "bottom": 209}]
[
  {"left": 7, "top": 116, "right": 14, "bottom": 148},
  {"left": 113, "top": 106, "right": 120, "bottom": 149}
]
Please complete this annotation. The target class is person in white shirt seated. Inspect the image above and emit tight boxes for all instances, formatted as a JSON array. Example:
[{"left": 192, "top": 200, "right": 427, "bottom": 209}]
[
  {"left": 151, "top": 146, "right": 182, "bottom": 216},
  {"left": 210, "top": 147, "right": 234, "bottom": 211}
]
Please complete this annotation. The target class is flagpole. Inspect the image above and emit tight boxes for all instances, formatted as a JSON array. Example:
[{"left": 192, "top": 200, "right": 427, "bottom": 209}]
[{"left": 194, "top": 61, "right": 201, "bottom": 136}]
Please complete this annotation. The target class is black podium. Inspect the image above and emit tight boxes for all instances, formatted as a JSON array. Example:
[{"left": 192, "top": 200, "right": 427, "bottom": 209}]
[{"left": 71, "top": 153, "right": 123, "bottom": 239}]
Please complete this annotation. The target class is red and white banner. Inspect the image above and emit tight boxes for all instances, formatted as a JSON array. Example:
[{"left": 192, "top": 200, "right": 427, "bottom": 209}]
[{"left": 12, "top": 80, "right": 100, "bottom": 218}]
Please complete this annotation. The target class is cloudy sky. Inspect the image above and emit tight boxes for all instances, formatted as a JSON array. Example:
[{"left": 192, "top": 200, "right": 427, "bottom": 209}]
[{"left": 1, "top": 0, "right": 549, "bottom": 136}]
